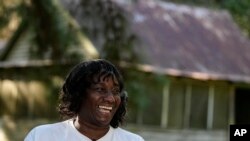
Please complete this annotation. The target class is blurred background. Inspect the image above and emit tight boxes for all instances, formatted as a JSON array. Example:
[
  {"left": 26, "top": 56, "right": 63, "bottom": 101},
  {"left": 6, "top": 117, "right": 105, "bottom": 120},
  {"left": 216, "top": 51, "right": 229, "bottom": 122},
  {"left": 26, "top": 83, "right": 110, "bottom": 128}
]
[{"left": 0, "top": 0, "right": 250, "bottom": 141}]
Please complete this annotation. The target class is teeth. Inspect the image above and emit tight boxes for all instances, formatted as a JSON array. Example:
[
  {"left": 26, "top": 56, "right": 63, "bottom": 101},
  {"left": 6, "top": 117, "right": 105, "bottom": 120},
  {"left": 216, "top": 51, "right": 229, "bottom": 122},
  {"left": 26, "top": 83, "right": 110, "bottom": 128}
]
[{"left": 99, "top": 105, "right": 112, "bottom": 110}]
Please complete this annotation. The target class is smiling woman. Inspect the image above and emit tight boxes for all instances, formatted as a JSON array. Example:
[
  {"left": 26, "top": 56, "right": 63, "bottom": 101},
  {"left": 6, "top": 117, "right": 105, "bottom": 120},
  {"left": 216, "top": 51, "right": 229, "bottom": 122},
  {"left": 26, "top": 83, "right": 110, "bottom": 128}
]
[{"left": 24, "top": 59, "right": 144, "bottom": 141}]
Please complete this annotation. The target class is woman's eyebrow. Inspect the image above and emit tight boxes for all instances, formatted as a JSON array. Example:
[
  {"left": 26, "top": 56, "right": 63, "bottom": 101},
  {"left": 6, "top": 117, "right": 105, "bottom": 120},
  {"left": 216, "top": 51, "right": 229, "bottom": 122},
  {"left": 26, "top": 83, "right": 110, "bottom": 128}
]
[
  {"left": 113, "top": 83, "right": 119, "bottom": 87},
  {"left": 93, "top": 81, "right": 120, "bottom": 88}
]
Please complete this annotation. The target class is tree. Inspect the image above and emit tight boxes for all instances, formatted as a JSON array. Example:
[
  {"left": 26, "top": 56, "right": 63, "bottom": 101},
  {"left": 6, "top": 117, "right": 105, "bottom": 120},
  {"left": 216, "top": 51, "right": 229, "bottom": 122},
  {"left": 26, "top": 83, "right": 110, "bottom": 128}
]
[
  {"left": 0, "top": 0, "right": 97, "bottom": 61},
  {"left": 0, "top": 0, "right": 22, "bottom": 39},
  {"left": 222, "top": 0, "right": 250, "bottom": 37},
  {"left": 0, "top": 0, "right": 139, "bottom": 63},
  {"left": 65, "top": 0, "right": 139, "bottom": 63}
]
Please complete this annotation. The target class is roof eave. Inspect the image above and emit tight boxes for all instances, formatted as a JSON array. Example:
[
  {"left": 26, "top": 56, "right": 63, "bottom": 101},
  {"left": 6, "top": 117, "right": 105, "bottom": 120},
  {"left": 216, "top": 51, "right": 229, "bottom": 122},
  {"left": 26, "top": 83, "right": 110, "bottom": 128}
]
[{"left": 120, "top": 61, "right": 250, "bottom": 84}]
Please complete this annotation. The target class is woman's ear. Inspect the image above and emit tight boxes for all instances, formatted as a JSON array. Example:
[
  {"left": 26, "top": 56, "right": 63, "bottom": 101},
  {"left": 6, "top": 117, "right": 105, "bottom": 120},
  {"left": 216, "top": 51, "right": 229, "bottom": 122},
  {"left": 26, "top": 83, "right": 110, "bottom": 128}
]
[{"left": 121, "top": 91, "right": 128, "bottom": 103}]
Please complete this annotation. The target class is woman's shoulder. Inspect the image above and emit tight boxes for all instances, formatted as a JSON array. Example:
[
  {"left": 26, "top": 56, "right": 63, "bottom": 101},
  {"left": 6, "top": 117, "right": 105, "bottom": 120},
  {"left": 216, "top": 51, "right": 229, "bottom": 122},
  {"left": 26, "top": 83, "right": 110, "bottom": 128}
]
[
  {"left": 113, "top": 127, "right": 144, "bottom": 141},
  {"left": 24, "top": 119, "right": 73, "bottom": 141},
  {"left": 32, "top": 120, "right": 70, "bottom": 132}
]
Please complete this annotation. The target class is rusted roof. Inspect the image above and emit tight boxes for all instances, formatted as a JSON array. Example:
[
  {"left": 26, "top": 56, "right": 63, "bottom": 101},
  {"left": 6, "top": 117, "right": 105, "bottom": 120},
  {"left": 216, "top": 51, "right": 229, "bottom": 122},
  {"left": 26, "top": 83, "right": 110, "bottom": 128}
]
[
  {"left": 114, "top": 0, "right": 250, "bottom": 83},
  {"left": 61, "top": 0, "right": 250, "bottom": 83}
]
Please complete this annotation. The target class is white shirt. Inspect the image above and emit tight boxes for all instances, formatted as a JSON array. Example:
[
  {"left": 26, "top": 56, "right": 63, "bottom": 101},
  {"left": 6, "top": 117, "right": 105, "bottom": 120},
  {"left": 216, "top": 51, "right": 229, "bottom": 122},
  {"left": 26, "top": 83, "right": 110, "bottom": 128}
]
[{"left": 24, "top": 119, "right": 144, "bottom": 141}]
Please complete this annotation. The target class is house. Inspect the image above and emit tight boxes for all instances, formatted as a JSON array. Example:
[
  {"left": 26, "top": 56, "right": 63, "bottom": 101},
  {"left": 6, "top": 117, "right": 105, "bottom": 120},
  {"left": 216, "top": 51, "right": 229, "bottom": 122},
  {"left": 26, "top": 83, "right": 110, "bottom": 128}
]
[
  {"left": 63, "top": 0, "right": 250, "bottom": 130},
  {"left": 117, "top": 0, "right": 250, "bottom": 130}
]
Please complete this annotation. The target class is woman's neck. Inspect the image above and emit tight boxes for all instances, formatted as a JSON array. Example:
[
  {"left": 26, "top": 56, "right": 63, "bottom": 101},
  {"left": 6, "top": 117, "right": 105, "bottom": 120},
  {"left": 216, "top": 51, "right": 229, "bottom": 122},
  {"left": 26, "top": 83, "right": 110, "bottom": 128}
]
[{"left": 73, "top": 117, "right": 110, "bottom": 140}]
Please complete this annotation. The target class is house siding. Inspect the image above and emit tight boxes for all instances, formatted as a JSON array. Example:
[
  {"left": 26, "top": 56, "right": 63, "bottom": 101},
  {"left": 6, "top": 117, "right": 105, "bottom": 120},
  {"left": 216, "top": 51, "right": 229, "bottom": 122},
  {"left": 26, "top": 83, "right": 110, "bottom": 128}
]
[
  {"left": 6, "top": 30, "right": 33, "bottom": 62},
  {"left": 129, "top": 76, "right": 235, "bottom": 130}
]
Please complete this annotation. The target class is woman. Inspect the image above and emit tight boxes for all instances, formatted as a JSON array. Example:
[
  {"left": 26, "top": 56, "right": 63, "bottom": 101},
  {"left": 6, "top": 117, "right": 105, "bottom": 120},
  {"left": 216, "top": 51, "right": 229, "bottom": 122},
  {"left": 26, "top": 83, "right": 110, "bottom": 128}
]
[{"left": 24, "top": 59, "right": 144, "bottom": 141}]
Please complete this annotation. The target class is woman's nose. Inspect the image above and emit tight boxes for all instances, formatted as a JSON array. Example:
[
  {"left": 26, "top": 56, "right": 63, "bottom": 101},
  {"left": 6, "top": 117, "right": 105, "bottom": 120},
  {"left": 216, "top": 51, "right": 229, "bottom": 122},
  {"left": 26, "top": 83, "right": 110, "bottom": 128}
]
[{"left": 104, "top": 92, "right": 115, "bottom": 103}]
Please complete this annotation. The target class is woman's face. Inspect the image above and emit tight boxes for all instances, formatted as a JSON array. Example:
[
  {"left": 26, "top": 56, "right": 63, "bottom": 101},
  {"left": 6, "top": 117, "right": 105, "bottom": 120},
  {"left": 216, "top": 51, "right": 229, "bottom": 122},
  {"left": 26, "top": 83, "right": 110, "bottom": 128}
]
[{"left": 78, "top": 75, "right": 121, "bottom": 127}]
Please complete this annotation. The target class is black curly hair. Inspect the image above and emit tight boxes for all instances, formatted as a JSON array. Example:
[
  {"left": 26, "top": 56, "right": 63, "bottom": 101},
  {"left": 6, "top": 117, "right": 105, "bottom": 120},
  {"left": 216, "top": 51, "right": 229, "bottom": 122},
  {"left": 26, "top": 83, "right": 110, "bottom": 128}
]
[{"left": 58, "top": 59, "right": 127, "bottom": 128}]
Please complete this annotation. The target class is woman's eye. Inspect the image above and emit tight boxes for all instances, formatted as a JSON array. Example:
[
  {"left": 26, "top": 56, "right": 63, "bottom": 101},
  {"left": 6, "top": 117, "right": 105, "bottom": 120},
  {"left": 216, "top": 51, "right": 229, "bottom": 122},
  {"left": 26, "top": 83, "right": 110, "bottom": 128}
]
[
  {"left": 112, "top": 89, "right": 120, "bottom": 95},
  {"left": 95, "top": 87, "right": 105, "bottom": 92},
  {"left": 92, "top": 86, "right": 120, "bottom": 95}
]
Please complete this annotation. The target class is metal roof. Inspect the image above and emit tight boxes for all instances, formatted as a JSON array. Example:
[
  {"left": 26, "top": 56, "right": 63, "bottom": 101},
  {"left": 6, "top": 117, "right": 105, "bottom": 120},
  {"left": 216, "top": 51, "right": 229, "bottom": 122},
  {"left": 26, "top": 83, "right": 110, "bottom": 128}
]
[{"left": 115, "top": 0, "right": 250, "bottom": 83}]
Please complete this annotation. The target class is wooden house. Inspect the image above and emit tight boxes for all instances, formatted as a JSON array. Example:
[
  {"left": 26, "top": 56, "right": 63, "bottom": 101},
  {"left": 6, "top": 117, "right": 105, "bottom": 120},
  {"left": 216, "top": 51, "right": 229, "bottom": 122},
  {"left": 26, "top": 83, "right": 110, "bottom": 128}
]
[{"left": 116, "top": 0, "right": 250, "bottom": 130}]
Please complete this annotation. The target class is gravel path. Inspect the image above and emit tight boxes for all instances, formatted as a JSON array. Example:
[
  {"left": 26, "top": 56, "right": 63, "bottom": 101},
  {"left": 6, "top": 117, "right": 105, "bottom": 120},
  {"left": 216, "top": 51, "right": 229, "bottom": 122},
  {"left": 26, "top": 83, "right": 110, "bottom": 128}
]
[{"left": 137, "top": 130, "right": 228, "bottom": 141}]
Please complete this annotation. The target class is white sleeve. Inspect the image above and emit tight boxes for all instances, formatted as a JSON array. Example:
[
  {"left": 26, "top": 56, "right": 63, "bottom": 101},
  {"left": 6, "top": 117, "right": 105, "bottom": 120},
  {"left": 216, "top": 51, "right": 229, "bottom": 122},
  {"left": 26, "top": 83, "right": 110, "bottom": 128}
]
[{"left": 24, "top": 128, "right": 36, "bottom": 141}]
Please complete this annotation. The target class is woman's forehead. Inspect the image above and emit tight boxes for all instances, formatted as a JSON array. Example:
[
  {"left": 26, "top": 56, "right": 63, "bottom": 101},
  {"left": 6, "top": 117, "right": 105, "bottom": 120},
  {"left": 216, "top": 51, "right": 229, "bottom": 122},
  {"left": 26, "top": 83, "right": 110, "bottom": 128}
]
[{"left": 92, "top": 73, "right": 119, "bottom": 85}]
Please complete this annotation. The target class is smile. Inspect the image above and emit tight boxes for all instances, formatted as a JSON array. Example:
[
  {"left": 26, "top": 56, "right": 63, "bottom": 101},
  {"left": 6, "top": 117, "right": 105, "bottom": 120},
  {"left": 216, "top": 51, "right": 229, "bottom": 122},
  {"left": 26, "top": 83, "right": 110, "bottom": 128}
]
[{"left": 98, "top": 105, "right": 113, "bottom": 113}]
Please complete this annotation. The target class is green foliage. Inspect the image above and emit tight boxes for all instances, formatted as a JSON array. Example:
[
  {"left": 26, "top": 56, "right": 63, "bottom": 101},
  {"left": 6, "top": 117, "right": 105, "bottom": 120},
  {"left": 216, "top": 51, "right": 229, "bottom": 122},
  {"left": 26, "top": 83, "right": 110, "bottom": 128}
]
[
  {"left": 76, "top": 0, "right": 139, "bottom": 63},
  {"left": 27, "top": 0, "right": 81, "bottom": 60},
  {"left": 123, "top": 69, "right": 166, "bottom": 112},
  {"left": 222, "top": 0, "right": 250, "bottom": 15},
  {"left": 0, "top": 0, "right": 139, "bottom": 63},
  {"left": 221, "top": 0, "right": 250, "bottom": 37},
  {"left": 0, "top": 0, "right": 86, "bottom": 60},
  {"left": 0, "top": 1, "right": 11, "bottom": 29},
  {"left": 0, "top": 0, "right": 21, "bottom": 38}
]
